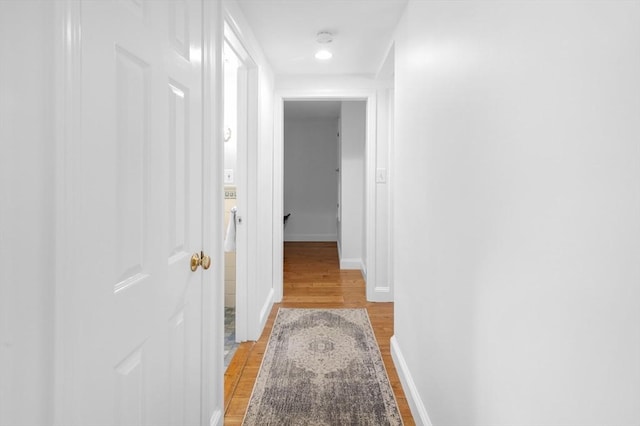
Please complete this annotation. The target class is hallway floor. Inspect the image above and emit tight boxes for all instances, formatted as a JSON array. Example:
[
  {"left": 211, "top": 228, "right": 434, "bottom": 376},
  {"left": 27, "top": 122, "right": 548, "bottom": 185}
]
[{"left": 223, "top": 242, "right": 414, "bottom": 424}]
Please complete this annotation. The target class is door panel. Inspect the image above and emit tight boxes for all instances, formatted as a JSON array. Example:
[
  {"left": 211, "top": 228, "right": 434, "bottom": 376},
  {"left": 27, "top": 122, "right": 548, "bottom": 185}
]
[
  {"left": 114, "top": 45, "right": 150, "bottom": 290},
  {"left": 68, "top": 1, "right": 204, "bottom": 425},
  {"left": 168, "top": 81, "right": 188, "bottom": 260},
  {"left": 114, "top": 348, "right": 144, "bottom": 425},
  {"left": 169, "top": 0, "right": 189, "bottom": 59}
]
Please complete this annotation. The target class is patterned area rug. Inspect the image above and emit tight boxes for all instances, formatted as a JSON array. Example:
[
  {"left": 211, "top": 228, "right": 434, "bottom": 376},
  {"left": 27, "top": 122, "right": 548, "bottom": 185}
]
[{"left": 243, "top": 308, "right": 403, "bottom": 425}]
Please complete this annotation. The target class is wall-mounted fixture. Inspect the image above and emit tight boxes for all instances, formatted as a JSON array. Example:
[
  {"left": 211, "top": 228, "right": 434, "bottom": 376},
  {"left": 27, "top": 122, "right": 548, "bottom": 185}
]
[
  {"left": 315, "top": 31, "right": 333, "bottom": 61},
  {"left": 224, "top": 127, "right": 232, "bottom": 142}
]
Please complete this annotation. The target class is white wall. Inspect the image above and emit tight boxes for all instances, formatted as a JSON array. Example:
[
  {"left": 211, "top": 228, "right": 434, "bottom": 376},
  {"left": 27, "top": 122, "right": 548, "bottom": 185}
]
[
  {"left": 254, "top": 39, "right": 275, "bottom": 341},
  {"left": 339, "top": 101, "right": 366, "bottom": 270},
  {"left": 0, "top": 2, "right": 54, "bottom": 425},
  {"left": 377, "top": 88, "right": 393, "bottom": 298},
  {"left": 392, "top": 1, "right": 640, "bottom": 425},
  {"left": 223, "top": 45, "right": 239, "bottom": 179},
  {"left": 284, "top": 116, "right": 339, "bottom": 241}
]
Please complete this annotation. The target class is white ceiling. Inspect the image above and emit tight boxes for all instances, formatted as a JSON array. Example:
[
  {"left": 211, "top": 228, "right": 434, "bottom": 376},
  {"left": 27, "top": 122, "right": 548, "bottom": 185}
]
[
  {"left": 284, "top": 100, "right": 341, "bottom": 120},
  {"left": 236, "top": 0, "right": 407, "bottom": 77}
]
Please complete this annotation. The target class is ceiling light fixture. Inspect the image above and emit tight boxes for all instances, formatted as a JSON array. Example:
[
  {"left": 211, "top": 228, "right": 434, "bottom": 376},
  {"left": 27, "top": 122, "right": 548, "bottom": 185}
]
[
  {"left": 316, "top": 31, "right": 333, "bottom": 44},
  {"left": 315, "top": 49, "right": 333, "bottom": 60},
  {"left": 315, "top": 31, "right": 334, "bottom": 61}
]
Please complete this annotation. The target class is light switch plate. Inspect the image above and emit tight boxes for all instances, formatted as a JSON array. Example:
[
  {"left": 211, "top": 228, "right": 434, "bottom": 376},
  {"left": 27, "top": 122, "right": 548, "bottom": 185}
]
[
  {"left": 224, "top": 169, "right": 234, "bottom": 184},
  {"left": 376, "top": 168, "right": 387, "bottom": 183}
]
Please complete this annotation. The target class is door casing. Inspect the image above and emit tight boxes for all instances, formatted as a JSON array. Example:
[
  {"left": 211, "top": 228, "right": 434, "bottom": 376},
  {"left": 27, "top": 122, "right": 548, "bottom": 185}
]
[
  {"left": 222, "top": 17, "right": 259, "bottom": 343},
  {"left": 273, "top": 89, "right": 379, "bottom": 302}
]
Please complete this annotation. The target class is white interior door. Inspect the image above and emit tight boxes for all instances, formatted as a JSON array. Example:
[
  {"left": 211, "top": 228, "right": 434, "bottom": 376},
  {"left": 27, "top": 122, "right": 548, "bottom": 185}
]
[{"left": 65, "top": 1, "right": 206, "bottom": 424}]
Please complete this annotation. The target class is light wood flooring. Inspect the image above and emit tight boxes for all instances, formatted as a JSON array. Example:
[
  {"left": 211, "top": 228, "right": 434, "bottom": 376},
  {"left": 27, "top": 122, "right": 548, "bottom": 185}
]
[{"left": 223, "top": 242, "right": 415, "bottom": 424}]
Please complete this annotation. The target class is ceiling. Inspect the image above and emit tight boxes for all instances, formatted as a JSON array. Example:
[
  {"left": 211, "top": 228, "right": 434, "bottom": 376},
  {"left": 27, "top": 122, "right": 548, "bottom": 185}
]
[
  {"left": 236, "top": 0, "right": 407, "bottom": 77},
  {"left": 283, "top": 100, "right": 341, "bottom": 120}
]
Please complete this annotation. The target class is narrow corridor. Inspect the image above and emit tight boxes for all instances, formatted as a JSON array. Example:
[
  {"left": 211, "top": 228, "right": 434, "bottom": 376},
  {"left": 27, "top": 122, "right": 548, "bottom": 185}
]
[{"left": 223, "top": 242, "right": 414, "bottom": 424}]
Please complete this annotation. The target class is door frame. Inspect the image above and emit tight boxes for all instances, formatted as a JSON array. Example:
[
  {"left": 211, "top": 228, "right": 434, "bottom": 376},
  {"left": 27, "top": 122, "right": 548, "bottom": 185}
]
[
  {"left": 273, "top": 89, "right": 378, "bottom": 302},
  {"left": 202, "top": 0, "right": 224, "bottom": 424},
  {"left": 222, "top": 15, "right": 258, "bottom": 343}
]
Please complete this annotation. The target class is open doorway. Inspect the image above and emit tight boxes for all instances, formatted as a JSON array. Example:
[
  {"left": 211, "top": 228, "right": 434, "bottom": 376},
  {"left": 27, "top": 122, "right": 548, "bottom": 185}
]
[
  {"left": 222, "top": 41, "right": 240, "bottom": 368},
  {"left": 282, "top": 100, "right": 367, "bottom": 290},
  {"left": 274, "top": 89, "right": 385, "bottom": 304},
  {"left": 222, "top": 30, "right": 257, "bottom": 368},
  {"left": 283, "top": 101, "right": 341, "bottom": 243}
]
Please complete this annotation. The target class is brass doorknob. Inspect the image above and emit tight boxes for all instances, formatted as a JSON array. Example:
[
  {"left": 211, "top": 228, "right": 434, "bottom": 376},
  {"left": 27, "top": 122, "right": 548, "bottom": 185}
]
[
  {"left": 201, "top": 253, "right": 211, "bottom": 270},
  {"left": 191, "top": 252, "right": 202, "bottom": 272},
  {"left": 190, "top": 251, "right": 212, "bottom": 272}
]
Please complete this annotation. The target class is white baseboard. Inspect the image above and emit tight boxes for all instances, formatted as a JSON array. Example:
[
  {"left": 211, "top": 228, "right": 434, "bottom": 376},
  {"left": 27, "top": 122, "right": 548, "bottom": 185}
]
[
  {"left": 256, "top": 287, "right": 274, "bottom": 340},
  {"left": 209, "top": 409, "right": 222, "bottom": 426},
  {"left": 284, "top": 233, "right": 337, "bottom": 242},
  {"left": 390, "top": 336, "right": 433, "bottom": 426},
  {"left": 367, "top": 286, "right": 393, "bottom": 302},
  {"left": 340, "top": 257, "right": 362, "bottom": 270}
]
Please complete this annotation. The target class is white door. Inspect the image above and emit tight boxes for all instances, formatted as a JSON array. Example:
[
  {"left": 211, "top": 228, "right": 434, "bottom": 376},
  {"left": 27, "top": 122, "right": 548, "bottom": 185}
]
[{"left": 65, "top": 1, "right": 206, "bottom": 424}]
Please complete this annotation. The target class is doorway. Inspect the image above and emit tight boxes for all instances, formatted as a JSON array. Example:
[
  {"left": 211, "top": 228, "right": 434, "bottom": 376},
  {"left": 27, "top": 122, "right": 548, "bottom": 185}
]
[
  {"left": 275, "top": 94, "right": 376, "bottom": 302},
  {"left": 222, "top": 20, "right": 259, "bottom": 367},
  {"left": 222, "top": 41, "right": 241, "bottom": 368},
  {"left": 283, "top": 101, "right": 341, "bottom": 244},
  {"left": 282, "top": 100, "right": 366, "bottom": 284}
]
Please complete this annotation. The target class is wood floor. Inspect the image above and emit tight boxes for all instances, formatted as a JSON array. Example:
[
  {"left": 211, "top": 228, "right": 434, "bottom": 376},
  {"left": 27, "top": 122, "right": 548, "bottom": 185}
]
[{"left": 223, "top": 242, "right": 415, "bottom": 425}]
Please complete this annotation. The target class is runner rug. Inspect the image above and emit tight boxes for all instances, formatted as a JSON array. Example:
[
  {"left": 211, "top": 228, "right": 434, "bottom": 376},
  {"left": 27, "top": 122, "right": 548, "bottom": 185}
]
[{"left": 243, "top": 308, "right": 403, "bottom": 425}]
